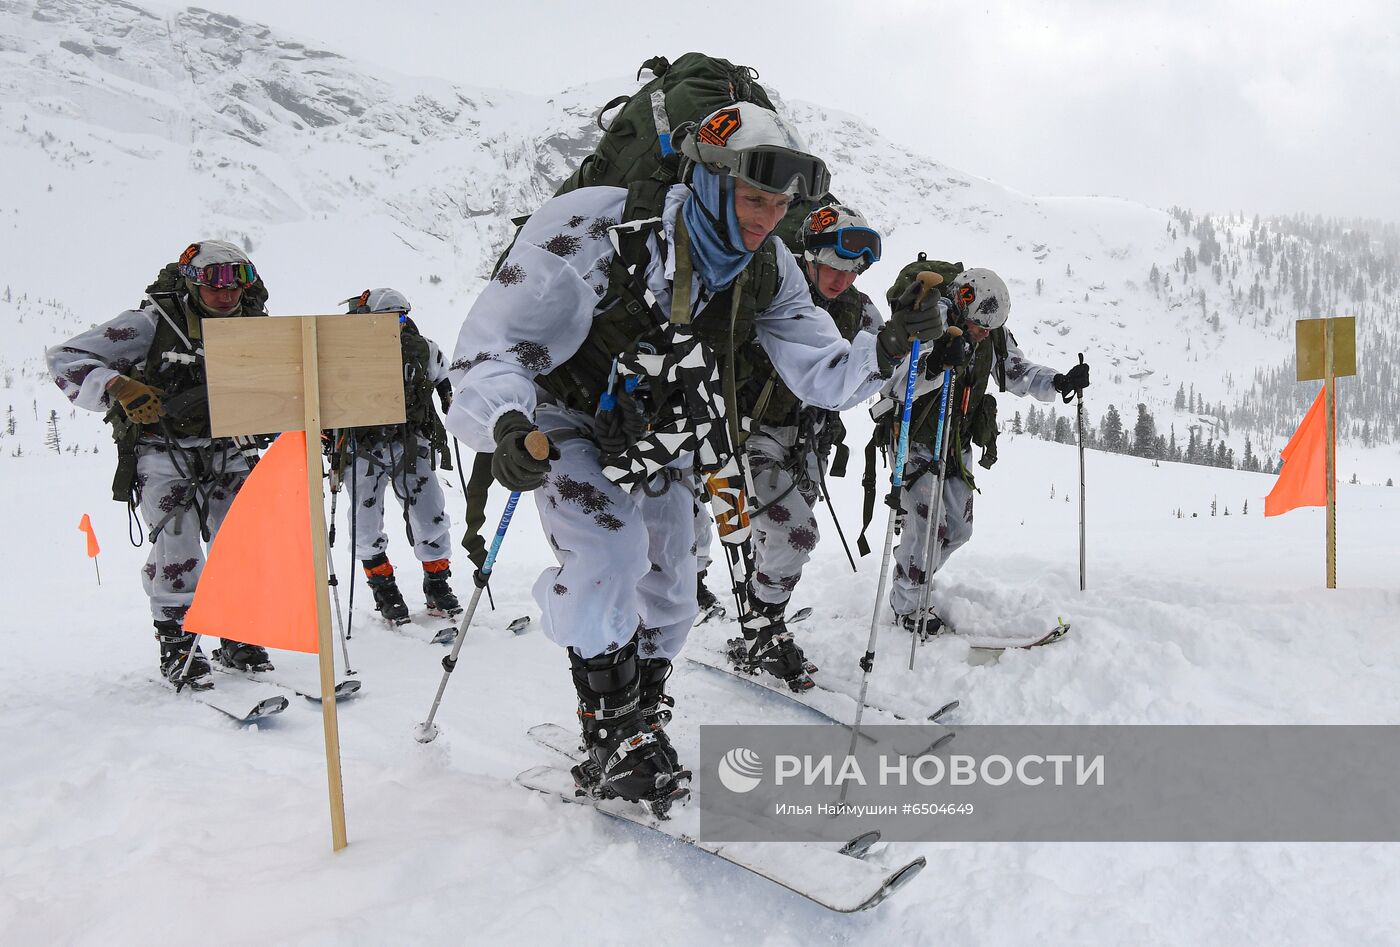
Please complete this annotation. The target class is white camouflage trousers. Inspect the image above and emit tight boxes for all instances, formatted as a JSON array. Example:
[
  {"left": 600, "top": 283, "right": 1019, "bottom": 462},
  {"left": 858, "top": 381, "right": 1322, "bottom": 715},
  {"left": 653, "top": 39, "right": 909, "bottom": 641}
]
[
  {"left": 533, "top": 407, "right": 699, "bottom": 662},
  {"left": 744, "top": 429, "right": 824, "bottom": 607},
  {"left": 693, "top": 427, "right": 824, "bottom": 608},
  {"left": 348, "top": 435, "right": 453, "bottom": 563},
  {"left": 135, "top": 443, "right": 250, "bottom": 624},
  {"left": 890, "top": 444, "right": 976, "bottom": 616}
]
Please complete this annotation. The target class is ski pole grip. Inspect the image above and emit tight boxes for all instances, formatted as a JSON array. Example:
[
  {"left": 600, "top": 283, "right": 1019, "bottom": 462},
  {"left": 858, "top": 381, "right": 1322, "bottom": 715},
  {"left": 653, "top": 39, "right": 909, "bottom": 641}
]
[
  {"left": 524, "top": 430, "right": 552, "bottom": 461},
  {"left": 912, "top": 271, "right": 944, "bottom": 314}
]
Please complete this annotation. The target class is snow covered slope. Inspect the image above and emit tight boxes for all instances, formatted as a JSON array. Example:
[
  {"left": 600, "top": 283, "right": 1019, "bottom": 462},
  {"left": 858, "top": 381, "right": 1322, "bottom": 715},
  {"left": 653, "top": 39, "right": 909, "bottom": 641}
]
[
  {"left": 2, "top": 0, "right": 1395, "bottom": 480},
  {"left": 4, "top": 435, "right": 1399, "bottom": 944},
  {"left": 4, "top": 6, "right": 1400, "bottom": 942}
]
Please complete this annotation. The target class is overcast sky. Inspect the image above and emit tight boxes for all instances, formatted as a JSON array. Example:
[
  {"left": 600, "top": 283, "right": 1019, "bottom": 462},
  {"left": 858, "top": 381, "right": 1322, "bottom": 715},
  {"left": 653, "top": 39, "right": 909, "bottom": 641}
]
[{"left": 195, "top": 0, "right": 1398, "bottom": 223}]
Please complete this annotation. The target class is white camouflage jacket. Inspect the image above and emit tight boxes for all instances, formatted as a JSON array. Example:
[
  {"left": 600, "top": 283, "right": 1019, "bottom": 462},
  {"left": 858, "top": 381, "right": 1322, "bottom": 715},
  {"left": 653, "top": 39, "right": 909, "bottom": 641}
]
[{"left": 445, "top": 185, "right": 890, "bottom": 453}]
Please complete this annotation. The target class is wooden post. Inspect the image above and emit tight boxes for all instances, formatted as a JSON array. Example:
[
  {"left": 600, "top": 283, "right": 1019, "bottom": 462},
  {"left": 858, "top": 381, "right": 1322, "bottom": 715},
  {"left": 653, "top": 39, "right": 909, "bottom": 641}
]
[
  {"left": 300, "top": 318, "right": 349, "bottom": 850},
  {"left": 1294, "top": 315, "right": 1355, "bottom": 590},
  {"left": 1324, "top": 320, "right": 1337, "bottom": 590},
  {"left": 202, "top": 312, "right": 402, "bottom": 853}
]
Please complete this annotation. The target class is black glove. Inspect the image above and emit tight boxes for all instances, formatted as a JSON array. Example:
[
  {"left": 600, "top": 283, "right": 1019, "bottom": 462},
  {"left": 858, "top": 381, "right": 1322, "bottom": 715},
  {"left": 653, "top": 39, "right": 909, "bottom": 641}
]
[
  {"left": 436, "top": 379, "right": 454, "bottom": 412},
  {"left": 491, "top": 410, "right": 554, "bottom": 491},
  {"left": 924, "top": 332, "right": 971, "bottom": 374},
  {"left": 1053, "top": 359, "right": 1090, "bottom": 401},
  {"left": 877, "top": 278, "right": 948, "bottom": 374},
  {"left": 594, "top": 389, "right": 646, "bottom": 456}
]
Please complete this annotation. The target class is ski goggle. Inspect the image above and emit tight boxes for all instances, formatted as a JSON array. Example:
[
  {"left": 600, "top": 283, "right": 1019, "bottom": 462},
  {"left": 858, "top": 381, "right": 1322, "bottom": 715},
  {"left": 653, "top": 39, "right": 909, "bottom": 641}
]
[
  {"left": 179, "top": 261, "right": 258, "bottom": 289},
  {"left": 732, "top": 146, "right": 831, "bottom": 200},
  {"left": 806, "top": 226, "right": 882, "bottom": 266}
]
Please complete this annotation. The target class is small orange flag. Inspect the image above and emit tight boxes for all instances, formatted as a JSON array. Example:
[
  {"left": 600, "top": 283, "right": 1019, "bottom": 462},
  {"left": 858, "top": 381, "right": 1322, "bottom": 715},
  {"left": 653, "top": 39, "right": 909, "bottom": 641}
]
[
  {"left": 78, "top": 514, "right": 100, "bottom": 557},
  {"left": 184, "top": 432, "right": 319, "bottom": 652},
  {"left": 1265, "top": 388, "right": 1333, "bottom": 517}
]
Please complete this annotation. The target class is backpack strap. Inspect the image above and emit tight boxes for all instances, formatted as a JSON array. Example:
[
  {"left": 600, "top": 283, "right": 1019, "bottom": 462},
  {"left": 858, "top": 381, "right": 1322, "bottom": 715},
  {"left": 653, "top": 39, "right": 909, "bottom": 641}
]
[
  {"left": 671, "top": 212, "right": 695, "bottom": 325},
  {"left": 856, "top": 424, "right": 884, "bottom": 557}
]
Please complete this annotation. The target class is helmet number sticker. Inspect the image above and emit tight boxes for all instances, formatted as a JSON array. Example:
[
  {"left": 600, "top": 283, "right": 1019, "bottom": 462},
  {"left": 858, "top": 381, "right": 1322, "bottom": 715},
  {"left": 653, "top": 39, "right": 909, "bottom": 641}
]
[
  {"left": 808, "top": 207, "right": 840, "bottom": 233},
  {"left": 697, "top": 107, "right": 742, "bottom": 146}
]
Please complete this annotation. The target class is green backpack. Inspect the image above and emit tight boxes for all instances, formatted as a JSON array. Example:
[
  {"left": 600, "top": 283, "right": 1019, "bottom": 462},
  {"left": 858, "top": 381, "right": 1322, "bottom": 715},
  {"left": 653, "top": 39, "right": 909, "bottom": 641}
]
[
  {"left": 885, "top": 253, "right": 964, "bottom": 310},
  {"left": 467, "top": 55, "right": 781, "bottom": 568},
  {"left": 556, "top": 53, "right": 775, "bottom": 196}
]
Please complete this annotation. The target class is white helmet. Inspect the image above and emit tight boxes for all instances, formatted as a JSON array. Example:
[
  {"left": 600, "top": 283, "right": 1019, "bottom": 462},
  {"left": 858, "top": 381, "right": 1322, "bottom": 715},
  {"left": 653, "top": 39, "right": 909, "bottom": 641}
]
[
  {"left": 949, "top": 268, "right": 1010, "bottom": 330},
  {"left": 679, "top": 102, "right": 830, "bottom": 200},
  {"left": 345, "top": 287, "right": 411, "bottom": 315},
  {"left": 799, "top": 204, "right": 881, "bottom": 273},
  {"left": 177, "top": 239, "right": 256, "bottom": 316}
]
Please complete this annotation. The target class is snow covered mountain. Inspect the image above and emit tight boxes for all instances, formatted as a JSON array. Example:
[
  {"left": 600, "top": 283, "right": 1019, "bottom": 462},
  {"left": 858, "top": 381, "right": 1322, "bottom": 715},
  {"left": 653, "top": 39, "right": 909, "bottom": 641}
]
[
  {"left": 7, "top": 5, "right": 1400, "bottom": 944},
  {"left": 3, "top": 0, "right": 1396, "bottom": 485}
]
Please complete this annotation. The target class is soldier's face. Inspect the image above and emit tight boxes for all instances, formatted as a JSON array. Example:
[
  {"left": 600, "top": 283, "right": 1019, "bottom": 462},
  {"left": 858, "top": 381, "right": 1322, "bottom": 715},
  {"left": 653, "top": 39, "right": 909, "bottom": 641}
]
[
  {"left": 965, "top": 322, "right": 990, "bottom": 345},
  {"left": 732, "top": 180, "right": 790, "bottom": 251},
  {"left": 198, "top": 284, "right": 243, "bottom": 315},
  {"left": 806, "top": 261, "right": 858, "bottom": 301}
]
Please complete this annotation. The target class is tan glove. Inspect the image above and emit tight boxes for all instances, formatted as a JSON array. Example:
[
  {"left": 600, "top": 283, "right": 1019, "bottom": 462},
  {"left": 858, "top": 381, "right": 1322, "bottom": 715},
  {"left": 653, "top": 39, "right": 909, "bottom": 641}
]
[{"left": 107, "top": 375, "right": 165, "bottom": 425}]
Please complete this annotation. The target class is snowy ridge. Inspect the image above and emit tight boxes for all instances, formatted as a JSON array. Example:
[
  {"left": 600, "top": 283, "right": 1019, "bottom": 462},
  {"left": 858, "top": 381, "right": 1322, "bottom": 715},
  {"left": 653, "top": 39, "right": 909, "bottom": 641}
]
[{"left": 3, "top": 0, "right": 1396, "bottom": 481}]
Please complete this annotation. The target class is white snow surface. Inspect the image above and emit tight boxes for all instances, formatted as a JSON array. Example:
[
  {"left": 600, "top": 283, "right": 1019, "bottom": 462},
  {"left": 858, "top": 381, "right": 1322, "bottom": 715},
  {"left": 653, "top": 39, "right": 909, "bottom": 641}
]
[
  {"left": 5, "top": 434, "right": 1400, "bottom": 944},
  {"left": 4, "top": 1, "right": 1400, "bottom": 942}
]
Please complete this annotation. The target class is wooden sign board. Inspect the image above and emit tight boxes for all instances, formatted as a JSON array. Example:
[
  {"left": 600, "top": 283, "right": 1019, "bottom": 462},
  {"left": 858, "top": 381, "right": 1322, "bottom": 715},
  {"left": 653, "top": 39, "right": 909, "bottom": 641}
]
[
  {"left": 1296, "top": 317, "right": 1357, "bottom": 381},
  {"left": 203, "top": 314, "right": 406, "bottom": 437}
]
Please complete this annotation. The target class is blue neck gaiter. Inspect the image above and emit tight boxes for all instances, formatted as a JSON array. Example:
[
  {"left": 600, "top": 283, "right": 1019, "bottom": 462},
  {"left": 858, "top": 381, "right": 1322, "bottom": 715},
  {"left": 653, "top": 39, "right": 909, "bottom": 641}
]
[{"left": 681, "top": 163, "right": 753, "bottom": 292}]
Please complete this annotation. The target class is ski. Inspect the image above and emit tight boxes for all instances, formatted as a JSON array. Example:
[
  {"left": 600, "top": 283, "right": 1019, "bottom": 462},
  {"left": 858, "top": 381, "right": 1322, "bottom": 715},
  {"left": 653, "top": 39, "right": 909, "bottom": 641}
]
[
  {"left": 960, "top": 622, "right": 1070, "bottom": 651},
  {"left": 528, "top": 723, "right": 887, "bottom": 861},
  {"left": 688, "top": 649, "right": 959, "bottom": 736},
  {"left": 211, "top": 663, "right": 363, "bottom": 703},
  {"left": 927, "top": 698, "right": 961, "bottom": 722},
  {"left": 904, "top": 613, "right": 1071, "bottom": 652},
  {"left": 156, "top": 677, "right": 289, "bottom": 725},
  {"left": 695, "top": 603, "right": 727, "bottom": 625},
  {"left": 516, "top": 762, "right": 924, "bottom": 912},
  {"left": 685, "top": 651, "right": 877, "bottom": 742},
  {"left": 808, "top": 679, "right": 959, "bottom": 725}
]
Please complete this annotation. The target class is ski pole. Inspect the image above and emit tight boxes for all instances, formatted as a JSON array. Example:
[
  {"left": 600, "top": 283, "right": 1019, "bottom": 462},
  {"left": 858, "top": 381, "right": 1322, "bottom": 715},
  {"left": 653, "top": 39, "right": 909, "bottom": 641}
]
[
  {"left": 1073, "top": 353, "right": 1087, "bottom": 591},
  {"left": 346, "top": 432, "right": 358, "bottom": 640},
  {"left": 908, "top": 368, "right": 956, "bottom": 671},
  {"left": 415, "top": 430, "right": 550, "bottom": 743},
  {"left": 325, "top": 459, "right": 356, "bottom": 676},
  {"left": 842, "top": 337, "right": 922, "bottom": 799},
  {"left": 815, "top": 455, "right": 858, "bottom": 573}
]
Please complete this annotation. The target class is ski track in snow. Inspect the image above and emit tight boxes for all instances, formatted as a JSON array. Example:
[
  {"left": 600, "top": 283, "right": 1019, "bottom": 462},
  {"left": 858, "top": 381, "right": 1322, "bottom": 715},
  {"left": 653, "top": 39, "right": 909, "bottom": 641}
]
[{"left": 4, "top": 437, "right": 1400, "bottom": 945}]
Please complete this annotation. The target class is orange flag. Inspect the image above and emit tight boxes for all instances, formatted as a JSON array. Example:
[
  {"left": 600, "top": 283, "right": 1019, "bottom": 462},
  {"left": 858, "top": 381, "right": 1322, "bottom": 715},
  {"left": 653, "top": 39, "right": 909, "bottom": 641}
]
[
  {"left": 184, "top": 432, "right": 319, "bottom": 652},
  {"left": 1265, "top": 388, "right": 1332, "bottom": 517},
  {"left": 78, "top": 514, "right": 100, "bottom": 557}
]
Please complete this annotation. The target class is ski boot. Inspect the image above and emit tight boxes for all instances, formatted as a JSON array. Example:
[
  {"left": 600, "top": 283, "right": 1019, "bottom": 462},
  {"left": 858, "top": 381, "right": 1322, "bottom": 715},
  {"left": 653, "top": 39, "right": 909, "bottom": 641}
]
[
  {"left": 696, "top": 572, "right": 717, "bottom": 612},
  {"left": 900, "top": 606, "right": 946, "bottom": 640},
  {"left": 570, "top": 640, "right": 688, "bottom": 817},
  {"left": 214, "top": 639, "right": 275, "bottom": 672},
  {"left": 421, "top": 559, "right": 463, "bottom": 618},
  {"left": 155, "top": 621, "right": 212, "bottom": 691},
  {"left": 728, "top": 598, "right": 814, "bottom": 692},
  {"left": 695, "top": 569, "right": 725, "bottom": 623},
  {"left": 363, "top": 553, "right": 410, "bottom": 625},
  {"left": 638, "top": 654, "right": 682, "bottom": 772}
]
